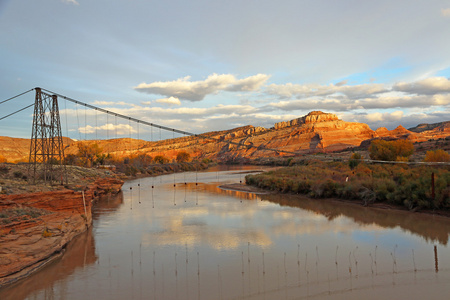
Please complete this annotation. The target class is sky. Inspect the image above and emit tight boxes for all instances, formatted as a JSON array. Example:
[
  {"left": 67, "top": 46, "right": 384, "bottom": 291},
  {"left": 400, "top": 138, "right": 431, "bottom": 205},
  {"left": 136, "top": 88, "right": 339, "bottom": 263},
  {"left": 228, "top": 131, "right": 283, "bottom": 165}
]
[{"left": 1, "top": 0, "right": 450, "bottom": 139}]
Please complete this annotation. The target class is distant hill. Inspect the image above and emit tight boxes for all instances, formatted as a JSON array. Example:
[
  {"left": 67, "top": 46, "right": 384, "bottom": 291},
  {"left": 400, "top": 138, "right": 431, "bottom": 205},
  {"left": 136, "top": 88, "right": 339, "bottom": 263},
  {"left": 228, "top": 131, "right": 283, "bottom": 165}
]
[
  {"left": 1, "top": 111, "right": 449, "bottom": 163},
  {"left": 408, "top": 121, "right": 450, "bottom": 134}
]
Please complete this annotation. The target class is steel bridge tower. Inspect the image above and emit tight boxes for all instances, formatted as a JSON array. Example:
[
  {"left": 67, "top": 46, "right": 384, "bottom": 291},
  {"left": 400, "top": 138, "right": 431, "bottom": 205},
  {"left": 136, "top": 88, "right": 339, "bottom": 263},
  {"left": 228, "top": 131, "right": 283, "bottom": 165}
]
[{"left": 29, "top": 87, "right": 66, "bottom": 184}]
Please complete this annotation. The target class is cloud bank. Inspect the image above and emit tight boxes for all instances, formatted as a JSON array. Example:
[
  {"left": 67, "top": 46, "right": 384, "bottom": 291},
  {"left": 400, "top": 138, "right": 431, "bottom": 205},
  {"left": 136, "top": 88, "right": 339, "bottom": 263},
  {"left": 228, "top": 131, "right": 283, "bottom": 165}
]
[{"left": 134, "top": 73, "right": 270, "bottom": 101}]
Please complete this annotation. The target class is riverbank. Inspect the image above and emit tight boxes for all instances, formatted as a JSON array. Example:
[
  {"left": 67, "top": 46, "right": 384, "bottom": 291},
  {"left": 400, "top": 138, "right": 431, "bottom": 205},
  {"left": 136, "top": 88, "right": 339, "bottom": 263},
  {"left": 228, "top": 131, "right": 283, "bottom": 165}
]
[
  {"left": 0, "top": 165, "right": 123, "bottom": 288},
  {"left": 243, "top": 159, "right": 450, "bottom": 216}
]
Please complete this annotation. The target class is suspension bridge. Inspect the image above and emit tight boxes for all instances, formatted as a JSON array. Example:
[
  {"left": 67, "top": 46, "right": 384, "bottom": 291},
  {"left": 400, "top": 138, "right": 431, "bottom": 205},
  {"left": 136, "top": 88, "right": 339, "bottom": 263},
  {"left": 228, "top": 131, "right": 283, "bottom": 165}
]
[{"left": 1, "top": 87, "right": 306, "bottom": 182}]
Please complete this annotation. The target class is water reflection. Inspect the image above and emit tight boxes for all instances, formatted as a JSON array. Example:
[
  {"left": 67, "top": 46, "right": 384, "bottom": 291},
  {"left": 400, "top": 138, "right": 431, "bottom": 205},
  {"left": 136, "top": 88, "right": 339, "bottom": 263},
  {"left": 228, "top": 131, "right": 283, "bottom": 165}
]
[
  {"left": 261, "top": 193, "right": 450, "bottom": 245},
  {"left": 0, "top": 227, "right": 97, "bottom": 300},
  {"left": 92, "top": 191, "right": 124, "bottom": 220},
  {"left": 139, "top": 182, "right": 273, "bottom": 250},
  {"left": 0, "top": 168, "right": 449, "bottom": 300}
]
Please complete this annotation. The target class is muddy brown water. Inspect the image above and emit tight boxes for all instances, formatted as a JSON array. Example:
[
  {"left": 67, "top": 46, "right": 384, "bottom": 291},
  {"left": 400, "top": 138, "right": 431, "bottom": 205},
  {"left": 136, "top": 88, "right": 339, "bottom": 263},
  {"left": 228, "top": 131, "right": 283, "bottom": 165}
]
[{"left": 1, "top": 166, "right": 449, "bottom": 299}]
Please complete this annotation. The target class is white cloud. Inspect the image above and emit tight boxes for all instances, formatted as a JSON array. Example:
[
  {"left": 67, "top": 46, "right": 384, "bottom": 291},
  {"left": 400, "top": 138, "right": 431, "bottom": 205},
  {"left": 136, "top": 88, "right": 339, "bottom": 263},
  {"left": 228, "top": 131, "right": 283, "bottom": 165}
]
[
  {"left": 134, "top": 73, "right": 270, "bottom": 101},
  {"left": 92, "top": 100, "right": 130, "bottom": 106},
  {"left": 266, "top": 93, "right": 440, "bottom": 112},
  {"left": 62, "top": 0, "right": 79, "bottom": 5},
  {"left": 264, "top": 77, "right": 450, "bottom": 113},
  {"left": 365, "top": 111, "right": 403, "bottom": 123},
  {"left": 347, "top": 110, "right": 450, "bottom": 131},
  {"left": 78, "top": 123, "right": 136, "bottom": 135},
  {"left": 393, "top": 77, "right": 450, "bottom": 95},
  {"left": 155, "top": 96, "right": 181, "bottom": 106},
  {"left": 442, "top": 8, "right": 450, "bottom": 17},
  {"left": 265, "top": 82, "right": 387, "bottom": 99},
  {"left": 224, "top": 73, "right": 270, "bottom": 91}
]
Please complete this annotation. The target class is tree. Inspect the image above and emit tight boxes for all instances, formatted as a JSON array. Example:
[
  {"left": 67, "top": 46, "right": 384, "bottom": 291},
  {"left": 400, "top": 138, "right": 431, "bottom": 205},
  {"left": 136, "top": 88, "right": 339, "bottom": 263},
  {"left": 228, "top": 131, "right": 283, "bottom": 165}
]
[
  {"left": 176, "top": 151, "right": 190, "bottom": 163},
  {"left": 369, "top": 139, "right": 414, "bottom": 161},
  {"left": 369, "top": 140, "right": 396, "bottom": 161},
  {"left": 392, "top": 140, "right": 414, "bottom": 158},
  {"left": 424, "top": 149, "right": 450, "bottom": 162},
  {"left": 77, "top": 143, "right": 103, "bottom": 167},
  {"left": 154, "top": 155, "right": 169, "bottom": 164}
]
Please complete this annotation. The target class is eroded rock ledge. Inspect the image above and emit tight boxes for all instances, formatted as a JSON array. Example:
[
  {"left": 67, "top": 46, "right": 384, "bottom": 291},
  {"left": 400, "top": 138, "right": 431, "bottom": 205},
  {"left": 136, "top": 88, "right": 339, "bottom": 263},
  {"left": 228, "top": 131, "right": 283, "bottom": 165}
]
[
  {"left": 274, "top": 111, "right": 339, "bottom": 129},
  {"left": 0, "top": 177, "right": 123, "bottom": 287}
]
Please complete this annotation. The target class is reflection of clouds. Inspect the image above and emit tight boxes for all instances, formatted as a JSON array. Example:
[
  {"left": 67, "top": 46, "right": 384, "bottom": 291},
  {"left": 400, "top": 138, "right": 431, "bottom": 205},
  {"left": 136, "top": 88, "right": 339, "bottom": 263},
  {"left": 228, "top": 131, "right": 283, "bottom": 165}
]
[
  {"left": 255, "top": 204, "right": 385, "bottom": 239},
  {"left": 135, "top": 185, "right": 274, "bottom": 250},
  {"left": 270, "top": 214, "right": 383, "bottom": 237},
  {"left": 141, "top": 213, "right": 272, "bottom": 250},
  {"left": 127, "top": 176, "right": 402, "bottom": 253},
  {"left": 178, "top": 206, "right": 209, "bottom": 217},
  {"left": 135, "top": 180, "right": 390, "bottom": 251}
]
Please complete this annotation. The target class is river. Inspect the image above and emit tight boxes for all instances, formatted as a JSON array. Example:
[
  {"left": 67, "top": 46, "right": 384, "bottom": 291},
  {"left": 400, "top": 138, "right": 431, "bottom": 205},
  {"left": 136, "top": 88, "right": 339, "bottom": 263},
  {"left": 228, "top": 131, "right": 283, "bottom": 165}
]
[{"left": 1, "top": 166, "right": 449, "bottom": 299}]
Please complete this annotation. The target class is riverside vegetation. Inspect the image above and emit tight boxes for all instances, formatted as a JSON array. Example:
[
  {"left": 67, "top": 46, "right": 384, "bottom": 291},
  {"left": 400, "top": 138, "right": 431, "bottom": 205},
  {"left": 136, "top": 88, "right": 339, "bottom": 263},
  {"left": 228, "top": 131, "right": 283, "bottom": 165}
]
[{"left": 246, "top": 144, "right": 450, "bottom": 212}]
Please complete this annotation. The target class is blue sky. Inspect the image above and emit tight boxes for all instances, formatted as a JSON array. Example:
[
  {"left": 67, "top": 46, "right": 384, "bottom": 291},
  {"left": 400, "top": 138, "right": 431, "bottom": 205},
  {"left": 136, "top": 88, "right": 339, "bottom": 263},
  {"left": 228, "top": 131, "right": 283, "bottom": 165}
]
[{"left": 1, "top": 0, "right": 450, "bottom": 139}]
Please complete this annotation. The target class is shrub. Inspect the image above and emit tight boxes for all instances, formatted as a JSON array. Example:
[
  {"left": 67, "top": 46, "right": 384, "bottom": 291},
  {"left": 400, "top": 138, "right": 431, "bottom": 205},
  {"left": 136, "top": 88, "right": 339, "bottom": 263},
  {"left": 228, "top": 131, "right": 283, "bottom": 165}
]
[
  {"left": 369, "top": 139, "right": 414, "bottom": 161},
  {"left": 349, "top": 152, "right": 362, "bottom": 169},
  {"left": 0, "top": 165, "right": 9, "bottom": 174},
  {"left": 154, "top": 155, "right": 169, "bottom": 164},
  {"left": 424, "top": 149, "right": 450, "bottom": 162},
  {"left": 202, "top": 158, "right": 212, "bottom": 164},
  {"left": 176, "top": 151, "right": 190, "bottom": 163}
]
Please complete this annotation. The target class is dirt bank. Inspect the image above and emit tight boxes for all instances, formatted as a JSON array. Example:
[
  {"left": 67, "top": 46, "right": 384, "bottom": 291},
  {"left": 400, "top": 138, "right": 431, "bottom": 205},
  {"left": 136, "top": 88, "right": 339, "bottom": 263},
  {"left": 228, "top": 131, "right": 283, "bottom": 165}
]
[
  {"left": 219, "top": 183, "right": 271, "bottom": 194},
  {"left": 0, "top": 170, "right": 123, "bottom": 287}
]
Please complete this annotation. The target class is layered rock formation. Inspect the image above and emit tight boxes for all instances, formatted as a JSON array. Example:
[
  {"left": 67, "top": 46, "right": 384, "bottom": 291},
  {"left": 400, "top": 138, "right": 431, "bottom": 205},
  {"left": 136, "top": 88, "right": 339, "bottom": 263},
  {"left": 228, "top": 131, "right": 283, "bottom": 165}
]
[
  {"left": 274, "top": 111, "right": 339, "bottom": 129},
  {"left": 408, "top": 121, "right": 450, "bottom": 133},
  {"left": 408, "top": 121, "right": 450, "bottom": 140},
  {"left": 374, "top": 125, "right": 422, "bottom": 141},
  {"left": 0, "top": 177, "right": 123, "bottom": 286}
]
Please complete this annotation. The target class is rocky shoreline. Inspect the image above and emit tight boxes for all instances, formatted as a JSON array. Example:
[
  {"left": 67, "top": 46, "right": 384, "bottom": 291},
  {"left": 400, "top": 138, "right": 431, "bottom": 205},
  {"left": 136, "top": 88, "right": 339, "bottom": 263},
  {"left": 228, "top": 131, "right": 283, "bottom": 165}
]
[{"left": 0, "top": 176, "right": 123, "bottom": 288}]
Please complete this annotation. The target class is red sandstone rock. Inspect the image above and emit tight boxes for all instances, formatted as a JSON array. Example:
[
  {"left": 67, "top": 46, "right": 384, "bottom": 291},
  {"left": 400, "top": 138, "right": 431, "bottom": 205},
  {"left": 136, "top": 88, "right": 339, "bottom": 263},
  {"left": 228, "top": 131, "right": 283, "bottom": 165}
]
[{"left": 0, "top": 177, "right": 123, "bottom": 287}]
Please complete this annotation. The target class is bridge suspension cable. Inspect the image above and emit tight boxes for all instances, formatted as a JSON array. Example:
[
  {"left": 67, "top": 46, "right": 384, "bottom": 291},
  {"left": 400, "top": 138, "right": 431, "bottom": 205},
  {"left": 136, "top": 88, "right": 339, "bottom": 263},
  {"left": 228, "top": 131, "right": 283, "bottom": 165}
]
[
  {"left": 0, "top": 103, "right": 35, "bottom": 121},
  {"left": 41, "top": 88, "right": 299, "bottom": 155},
  {"left": 0, "top": 89, "right": 36, "bottom": 121},
  {"left": 0, "top": 88, "right": 35, "bottom": 105}
]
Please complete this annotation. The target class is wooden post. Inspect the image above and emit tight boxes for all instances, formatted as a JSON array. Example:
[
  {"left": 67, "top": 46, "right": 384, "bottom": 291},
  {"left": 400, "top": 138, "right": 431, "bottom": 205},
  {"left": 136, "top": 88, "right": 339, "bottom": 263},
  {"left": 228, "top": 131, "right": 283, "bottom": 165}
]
[
  {"left": 431, "top": 172, "right": 435, "bottom": 201},
  {"left": 434, "top": 245, "right": 438, "bottom": 273},
  {"left": 82, "top": 190, "right": 87, "bottom": 219}
]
